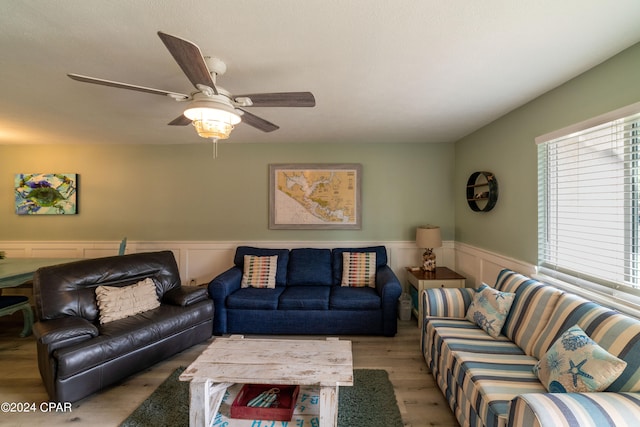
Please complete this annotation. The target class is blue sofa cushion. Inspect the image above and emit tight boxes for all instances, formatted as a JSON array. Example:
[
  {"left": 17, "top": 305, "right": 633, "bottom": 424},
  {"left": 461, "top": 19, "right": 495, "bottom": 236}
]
[
  {"left": 330, "top": 286, "right": 381, "bottom": 309},
  {"left": 226, "top": 287, "right": 285, "bottom": 310},
  {"left": 234, "top": 246, "right": 289, "bottom": 287},
  {"left": 287, "top": 248, "right": 333, "bottom": 286},
  {"left": 332, "top": 246, "right": 387, "bottom": 285},
  {"left": 278, "top": 286, "right": 330, "bottom": 310}
]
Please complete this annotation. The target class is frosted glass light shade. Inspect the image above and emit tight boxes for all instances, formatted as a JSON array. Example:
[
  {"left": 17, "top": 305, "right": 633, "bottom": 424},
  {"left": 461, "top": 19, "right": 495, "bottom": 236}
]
[{"left": 183, "top": 98, "right": 241, "bottom": 139}]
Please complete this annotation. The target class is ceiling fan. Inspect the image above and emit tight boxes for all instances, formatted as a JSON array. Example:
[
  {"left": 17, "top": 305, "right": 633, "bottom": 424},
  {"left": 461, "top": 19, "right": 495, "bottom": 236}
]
[{"left": 67, "top": 31, "right": 316, "bottom": 143}]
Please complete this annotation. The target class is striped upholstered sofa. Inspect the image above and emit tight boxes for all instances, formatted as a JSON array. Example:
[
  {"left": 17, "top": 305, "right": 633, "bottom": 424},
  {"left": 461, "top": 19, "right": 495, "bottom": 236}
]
[{"left": 421, "top": 268, "right": 640, "bottom": 427}]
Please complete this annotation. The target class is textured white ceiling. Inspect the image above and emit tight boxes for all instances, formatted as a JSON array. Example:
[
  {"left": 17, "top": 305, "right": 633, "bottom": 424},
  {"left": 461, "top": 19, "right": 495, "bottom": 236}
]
[{"left": 1, "top": 0, "right": 640, "bottom": 145}]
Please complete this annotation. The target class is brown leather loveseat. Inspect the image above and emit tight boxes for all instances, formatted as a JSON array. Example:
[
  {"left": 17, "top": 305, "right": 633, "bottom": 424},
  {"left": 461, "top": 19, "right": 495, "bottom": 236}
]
[{"left": 33, "top": 251, "right": 213, "bottom": 403}]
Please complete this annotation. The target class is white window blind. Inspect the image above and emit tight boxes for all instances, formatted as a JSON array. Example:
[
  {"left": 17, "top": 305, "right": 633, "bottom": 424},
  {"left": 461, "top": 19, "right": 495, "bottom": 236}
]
[{"left": 537, "top": 102, "right": 640, "bottom": 305}]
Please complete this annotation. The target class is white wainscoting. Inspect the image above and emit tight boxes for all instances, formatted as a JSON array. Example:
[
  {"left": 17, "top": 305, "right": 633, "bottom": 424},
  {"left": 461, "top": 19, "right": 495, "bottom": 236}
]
[
  {"left": 10, "top": 240, "right": 639, "bottom": 318},
  {"left": 453, "top": 242, "right": 535, "bottom": 287},
  {"left": 1, "top": 240, "right": 457, "bottom": 288},
  {"left": 2, "top": 239, "right": 530, "bottom": 291}
]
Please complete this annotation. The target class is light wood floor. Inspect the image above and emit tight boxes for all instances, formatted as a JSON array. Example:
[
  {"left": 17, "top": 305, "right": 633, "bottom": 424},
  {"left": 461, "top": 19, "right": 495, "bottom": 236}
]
[{"left": 0, "top": 313, "right": 459, "bottom": 427}]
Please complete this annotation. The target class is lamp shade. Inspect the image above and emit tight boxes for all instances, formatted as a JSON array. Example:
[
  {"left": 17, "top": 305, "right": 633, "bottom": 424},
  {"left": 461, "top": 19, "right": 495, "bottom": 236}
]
[{"left": 416, "top": 225, "right": 442, "bottom": 249}]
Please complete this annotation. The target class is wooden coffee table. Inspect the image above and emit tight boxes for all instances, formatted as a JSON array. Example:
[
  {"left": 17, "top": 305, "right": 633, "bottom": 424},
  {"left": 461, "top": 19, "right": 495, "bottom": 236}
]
[{"left": 180, "top": 335, "right": 353, "bottom": 427}]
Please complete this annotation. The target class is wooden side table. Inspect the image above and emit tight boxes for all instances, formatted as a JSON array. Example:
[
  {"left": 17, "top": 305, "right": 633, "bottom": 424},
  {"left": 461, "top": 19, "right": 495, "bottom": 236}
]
[{"left": 406, "top": 267, "right": 465, "bottom": 323}]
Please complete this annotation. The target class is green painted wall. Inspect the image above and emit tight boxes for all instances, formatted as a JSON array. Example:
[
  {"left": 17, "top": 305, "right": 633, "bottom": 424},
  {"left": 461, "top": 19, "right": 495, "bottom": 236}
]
[
  {"left": 454, "top": 42, "right": 640, "bottom": 264},
  {"left": 1, "top": 141, "right": 455, "bottom": 242},
  {"left": 5, "top": 43, "right": 638, "bottom": 253}
]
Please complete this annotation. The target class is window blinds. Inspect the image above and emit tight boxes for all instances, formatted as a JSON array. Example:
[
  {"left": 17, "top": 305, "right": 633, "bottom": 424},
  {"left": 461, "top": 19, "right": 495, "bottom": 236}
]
[{"left": 537, "top": 102, "right": 640, "bottom": 300}]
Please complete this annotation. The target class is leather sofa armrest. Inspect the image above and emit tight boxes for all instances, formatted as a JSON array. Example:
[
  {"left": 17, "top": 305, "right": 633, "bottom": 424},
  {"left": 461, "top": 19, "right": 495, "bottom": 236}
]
[
  {"left": 33, "top": 316, "right": 99, "bottom": 346},
  {"left": 163, "top": 286, "right": 209, "bottom": 307}
]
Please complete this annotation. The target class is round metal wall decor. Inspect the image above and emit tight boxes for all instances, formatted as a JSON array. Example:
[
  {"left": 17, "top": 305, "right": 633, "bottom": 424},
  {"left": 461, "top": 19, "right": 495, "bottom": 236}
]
[{"left": 466, "top": 171, "right": 498, "bottom": 212}]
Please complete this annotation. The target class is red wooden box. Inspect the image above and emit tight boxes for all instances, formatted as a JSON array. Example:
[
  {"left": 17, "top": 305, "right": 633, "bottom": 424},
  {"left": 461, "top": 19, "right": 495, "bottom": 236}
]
[{"left": 230, "top": 384, "right": 299, "bottom": 421}]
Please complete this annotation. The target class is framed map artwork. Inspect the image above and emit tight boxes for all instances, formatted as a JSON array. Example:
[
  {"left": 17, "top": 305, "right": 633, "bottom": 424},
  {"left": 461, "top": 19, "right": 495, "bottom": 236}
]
[{"left": 269, "top": 163, "right": 362, "bottom": 229}]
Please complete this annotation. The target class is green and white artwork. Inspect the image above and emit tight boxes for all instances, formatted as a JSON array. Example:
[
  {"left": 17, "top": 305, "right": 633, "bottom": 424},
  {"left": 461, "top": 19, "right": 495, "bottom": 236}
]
[{"left": 15, "top": 173, "right": 77, "bottom": 215}]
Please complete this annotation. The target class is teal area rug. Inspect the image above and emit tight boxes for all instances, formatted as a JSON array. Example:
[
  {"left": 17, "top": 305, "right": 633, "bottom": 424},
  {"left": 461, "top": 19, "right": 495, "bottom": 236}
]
[{"left": 120, "top": 367, "right": 403, "bottom": 427}]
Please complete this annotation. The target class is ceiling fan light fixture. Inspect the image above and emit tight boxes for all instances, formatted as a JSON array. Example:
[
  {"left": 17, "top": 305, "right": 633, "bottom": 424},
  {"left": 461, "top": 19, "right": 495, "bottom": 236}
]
[
  {"left": 183, "top": 96, "right": 241, "bottom": 139},
  {"left": 191, "top": 118, "right": 234, "bottom": 140}
]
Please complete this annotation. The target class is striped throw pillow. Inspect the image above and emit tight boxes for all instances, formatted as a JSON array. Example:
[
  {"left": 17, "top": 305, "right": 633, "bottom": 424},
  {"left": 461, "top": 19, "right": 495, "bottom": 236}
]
[
  {"left": 241, "top": 255, "right": 278, "bottom": 289},
  {"left": 341, "top": 252, "right": 376, "bottom": 287}
]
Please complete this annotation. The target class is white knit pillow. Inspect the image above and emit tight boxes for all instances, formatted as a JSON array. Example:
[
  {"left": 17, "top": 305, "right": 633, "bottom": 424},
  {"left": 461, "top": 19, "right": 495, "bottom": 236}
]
[{"left": 95, "top": 278, "right": 160, "bottom": 324}]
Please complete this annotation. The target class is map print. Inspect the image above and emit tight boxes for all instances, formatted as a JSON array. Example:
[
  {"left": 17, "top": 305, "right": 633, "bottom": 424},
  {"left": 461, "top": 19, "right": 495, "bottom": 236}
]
[{"left": 274, "top": 168, "right": 358, "bottom": 226}]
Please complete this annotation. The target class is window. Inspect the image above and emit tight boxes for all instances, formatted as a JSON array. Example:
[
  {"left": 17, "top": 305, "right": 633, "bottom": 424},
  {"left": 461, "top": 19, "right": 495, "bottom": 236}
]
[{"left": 537, "top": 102, "right": 640, "bottom": 309}]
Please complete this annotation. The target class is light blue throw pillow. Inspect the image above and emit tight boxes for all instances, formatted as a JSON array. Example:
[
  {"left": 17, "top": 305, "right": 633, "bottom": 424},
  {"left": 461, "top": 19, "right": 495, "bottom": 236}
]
[
  {"left": 465, "top": 284, "right": 515, "bottom": 338},
  {"left": 533, "top": 324, "right": 627, "bottom": 392}
]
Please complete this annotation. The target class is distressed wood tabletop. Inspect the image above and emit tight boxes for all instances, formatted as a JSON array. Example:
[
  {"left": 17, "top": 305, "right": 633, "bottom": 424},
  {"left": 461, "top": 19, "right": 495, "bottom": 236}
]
[{"left": 180, "top": 336, "right": 353, "bottom": 386}]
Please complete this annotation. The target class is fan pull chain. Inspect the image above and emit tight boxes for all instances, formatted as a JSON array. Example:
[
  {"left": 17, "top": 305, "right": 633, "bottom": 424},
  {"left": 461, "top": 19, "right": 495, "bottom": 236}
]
[{"left": 211, "top": 138, "right": 218, "bottom": 159}]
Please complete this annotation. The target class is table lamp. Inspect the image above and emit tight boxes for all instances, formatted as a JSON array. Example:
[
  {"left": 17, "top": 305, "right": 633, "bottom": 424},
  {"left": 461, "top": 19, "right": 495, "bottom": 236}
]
[{"left": 416, "top": 225, "right": 442, "bottom": 272}]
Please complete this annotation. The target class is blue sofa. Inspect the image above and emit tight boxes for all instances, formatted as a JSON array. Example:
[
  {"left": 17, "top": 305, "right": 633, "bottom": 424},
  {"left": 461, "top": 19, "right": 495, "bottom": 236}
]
[{"left": 208, "top": 246, "right": 402, "bottom": 336}]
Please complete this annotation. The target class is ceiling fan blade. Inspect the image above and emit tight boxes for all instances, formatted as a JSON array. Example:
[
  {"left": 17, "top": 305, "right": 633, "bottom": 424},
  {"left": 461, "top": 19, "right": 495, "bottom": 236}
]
[
  {"left": 238, "top": 108, "right": 279, "bottom": 132},
  {"left": 236, "top": 92, "right": 315, "bottom": 107},
  {"left": 157, "top": 31, "right": 217, "bottom": 94},
  {"left": 67, "top": 73, "right": 189, "bottom": 99},
  {"left": 168, "top": 115, "right": 192, "bottom": 126}
]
